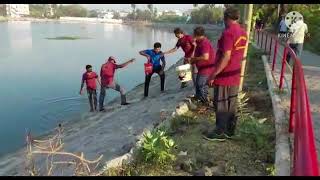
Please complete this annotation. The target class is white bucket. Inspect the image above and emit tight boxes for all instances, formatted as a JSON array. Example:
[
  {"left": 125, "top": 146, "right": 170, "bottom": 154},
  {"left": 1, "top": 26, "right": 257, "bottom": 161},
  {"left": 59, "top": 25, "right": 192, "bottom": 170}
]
[{"left": 176, "top": 64, "right": 192, "bottom": 82}]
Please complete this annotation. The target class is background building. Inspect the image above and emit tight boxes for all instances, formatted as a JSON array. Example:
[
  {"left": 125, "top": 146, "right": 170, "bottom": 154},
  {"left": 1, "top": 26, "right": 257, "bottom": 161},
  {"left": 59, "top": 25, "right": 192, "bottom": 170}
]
[{"left": 5, "top": 4, "right": 30, "bottom": 17}]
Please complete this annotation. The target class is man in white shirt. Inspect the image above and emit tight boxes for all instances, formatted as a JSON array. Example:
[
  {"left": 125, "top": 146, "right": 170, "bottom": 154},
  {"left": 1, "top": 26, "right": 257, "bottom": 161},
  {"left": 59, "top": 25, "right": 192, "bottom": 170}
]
[{"left": 287, "top": 18, "right": 308, "bottom": 63}]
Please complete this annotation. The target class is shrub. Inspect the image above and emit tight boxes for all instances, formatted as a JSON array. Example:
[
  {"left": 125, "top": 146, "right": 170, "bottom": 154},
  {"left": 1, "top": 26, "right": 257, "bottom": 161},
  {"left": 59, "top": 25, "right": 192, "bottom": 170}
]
[{"left": 139, "top": 129, "right": 176, "bottom": 165}]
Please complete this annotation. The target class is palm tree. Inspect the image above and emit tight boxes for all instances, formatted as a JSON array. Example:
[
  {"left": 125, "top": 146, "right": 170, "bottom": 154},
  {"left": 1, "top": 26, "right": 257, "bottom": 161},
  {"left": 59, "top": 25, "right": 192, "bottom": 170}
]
[
  {"left": 131, "top": 4, "right": 136, "bottom": 12},
  {"left": 147, "top": 4, "right": 153, "bottom": 20},
  {"left": 131, "top": 4, "right": 136, "bottom": 20}
]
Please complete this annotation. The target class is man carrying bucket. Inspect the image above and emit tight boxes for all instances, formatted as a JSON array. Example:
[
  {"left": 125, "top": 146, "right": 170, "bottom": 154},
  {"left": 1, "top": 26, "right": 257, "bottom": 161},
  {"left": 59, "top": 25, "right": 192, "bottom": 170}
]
[
  {"left": 163, "top": 28, "right": 197, "bottom": 90},
  {"left": 139, "top": 42, "right": 166, "bottom": 98},
  {"left": 185, "top": 26, "right": 216, "bottom": 105}
]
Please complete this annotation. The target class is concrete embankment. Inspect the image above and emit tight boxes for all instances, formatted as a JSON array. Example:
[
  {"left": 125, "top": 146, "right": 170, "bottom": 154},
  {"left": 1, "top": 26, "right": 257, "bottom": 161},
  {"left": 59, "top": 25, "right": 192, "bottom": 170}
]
[{"left": 0, "top": 58, "right": 195, "bottom": 175}]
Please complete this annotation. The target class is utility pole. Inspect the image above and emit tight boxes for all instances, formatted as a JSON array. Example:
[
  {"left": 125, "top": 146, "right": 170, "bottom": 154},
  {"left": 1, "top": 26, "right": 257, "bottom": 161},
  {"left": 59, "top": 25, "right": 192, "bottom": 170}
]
[{"left": 239, "top": 4, "right": 253, "bottom": 92}]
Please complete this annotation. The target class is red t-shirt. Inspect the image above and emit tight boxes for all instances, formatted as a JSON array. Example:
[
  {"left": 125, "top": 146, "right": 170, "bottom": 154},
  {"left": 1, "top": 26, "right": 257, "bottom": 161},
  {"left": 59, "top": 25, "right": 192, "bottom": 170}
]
[
  {"left": 194, "top": 37, "right": 216, "bottom": 76},
  {"left": 214, "top": 23, "right": 247, "bottom": 86},
  {"left": 176, "top": 34, "right": 195, "bottom": 58},
  {"left": 82, "top": 71, "right": 98, "bottom": 90},
  {"left": 100, "top": 62, "right": 117, "bottom": 86}
]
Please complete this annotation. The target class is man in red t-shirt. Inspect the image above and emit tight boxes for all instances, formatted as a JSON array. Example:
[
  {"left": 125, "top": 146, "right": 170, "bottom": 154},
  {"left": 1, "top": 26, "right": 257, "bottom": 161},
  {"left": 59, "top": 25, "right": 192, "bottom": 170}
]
[
  {"left": 99, "top": 56, "right": 135, "bottom": 111},
  {"left": 80, "top": 65, "right": 101, "bottom": 112},
  {"left": 205, "top": 7, "right": 248, "bottom": 141},
  {"left": 163, "top": 28, "right": 197, "bottom": 89},
  {"left": 185, "top": 26, "right": 216, "bottom": 104}
]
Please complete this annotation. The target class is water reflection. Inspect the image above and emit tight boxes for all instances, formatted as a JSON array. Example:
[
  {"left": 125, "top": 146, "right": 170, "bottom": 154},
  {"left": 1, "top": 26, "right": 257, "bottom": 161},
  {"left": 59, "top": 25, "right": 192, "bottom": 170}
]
[
  {"left": 7, "top": 21, "right": 32, "bottom": 51},
  {"left": 0, "top": 22, "right": 183, "bottom": 156},
  {"left": 104, "top": 24, "right": 114, "bottom": 39}
]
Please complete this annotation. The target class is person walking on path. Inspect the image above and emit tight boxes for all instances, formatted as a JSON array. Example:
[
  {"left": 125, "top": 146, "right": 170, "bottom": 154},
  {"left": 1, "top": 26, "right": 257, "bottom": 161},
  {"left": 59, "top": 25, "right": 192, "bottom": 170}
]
[
  {"left": 204, "top": 7, "right": 247, "bottom": 141},
  {"left": 286, "top": 18, "right": 309, "bottom": 63},
  {"left": 279, "top": 15, "right": 288, "bottom": 39},
  {"left": 80, "top": 65, "right": 101, "bottom": 112},
  {"left": 185, "top": 26, "right": 216, "bottom": 104},
  {"left": 139, "top": 42, "right": 166, "bottom": 98},
  {"left": 99, "top": 56, "right": 135, "bottom": 111},
  {"left": 163, "top": 27, "right": 197, "bottom": 90}
]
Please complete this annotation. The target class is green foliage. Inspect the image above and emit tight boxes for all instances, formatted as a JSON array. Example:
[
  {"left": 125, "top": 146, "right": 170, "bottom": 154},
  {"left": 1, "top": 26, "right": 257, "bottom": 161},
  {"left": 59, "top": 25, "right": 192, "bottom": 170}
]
[
  {"left": 0, "top": 4, "right": 6, "bottom": 16},
  {"left": 154, "top": 15, "right": 187, "bottom": 23},
  {"left": 29, "top": 4, "right": 88, "bottom": 18},
  {"left": 58, "top": 5, "right": 88, "bottom": 17},
  {"left": 252, "top": 4, "right": 320, "bottom": 54},
  {"left": 112, "top": 11, "right": 120, "bottom": 19},
  {"left": 238, "top": 115, "right": 270, "bottom": 150},
  {"left": 237, "top": 90, "right": 274, "bottom": 161},
  {"left": 266, "top": 164, "right": 276, "bottom": 176},
  {"left": 88, "top": 10, "right": 98, "bottom": 18},
  {"left": 238, "top": 92, "right": 250, "bottom": 121},
  {"left": 139, "top": 129, "right": 176, "bottom": 165},
  {"left": 126, "top": 9, "right": 152, "bottom": 21},
  {"left": 190, "top": 5, "right": 224, "bottom": 24}
]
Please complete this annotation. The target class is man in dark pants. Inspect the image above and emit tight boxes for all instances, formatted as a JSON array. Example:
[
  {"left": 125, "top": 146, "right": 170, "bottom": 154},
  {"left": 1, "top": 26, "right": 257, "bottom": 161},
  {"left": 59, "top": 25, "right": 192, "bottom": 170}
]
[
  {"left": 185, "top": 26, "right": 216, "bottom": 104},
  {"left": 80, "top": 65, "right": 100, "bottom": 112},
  {"left": 99, "top": 56, "right": 135, "bottom": 111},
  {"left": 205, "top": 7, "right": 247, "bottom": 141},
  {"left": 139, "top": 42, "right": 166, "bottom": 97}
]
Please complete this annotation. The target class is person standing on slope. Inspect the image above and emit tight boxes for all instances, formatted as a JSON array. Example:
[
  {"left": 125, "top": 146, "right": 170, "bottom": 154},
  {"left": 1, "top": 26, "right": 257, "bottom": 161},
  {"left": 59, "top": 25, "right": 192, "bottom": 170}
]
[{"left": 99, "top": 56, "right": 135, "bottom": 111}]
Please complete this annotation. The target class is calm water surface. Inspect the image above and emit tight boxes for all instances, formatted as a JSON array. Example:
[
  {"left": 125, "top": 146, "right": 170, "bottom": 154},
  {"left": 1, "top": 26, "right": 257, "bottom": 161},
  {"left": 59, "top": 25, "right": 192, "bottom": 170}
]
[{"left": 0, "top": 21, "right": 183, "bottom": 156}]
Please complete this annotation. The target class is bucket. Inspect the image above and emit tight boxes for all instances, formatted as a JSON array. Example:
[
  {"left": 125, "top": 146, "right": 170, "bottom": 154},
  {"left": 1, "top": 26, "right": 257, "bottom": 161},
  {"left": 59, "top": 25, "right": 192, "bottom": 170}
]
[
  {"left": 176, "top": 64, "right": 192, "bottom": 82},
  {"left": 144, "top": 63, "right": 153, "bottom": 75}
]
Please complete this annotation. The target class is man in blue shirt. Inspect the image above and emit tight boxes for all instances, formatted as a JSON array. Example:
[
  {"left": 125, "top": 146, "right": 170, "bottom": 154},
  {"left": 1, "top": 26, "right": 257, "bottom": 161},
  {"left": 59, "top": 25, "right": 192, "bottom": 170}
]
[{"left": 139, "top": 42, "right": 166, "bottom": 97}]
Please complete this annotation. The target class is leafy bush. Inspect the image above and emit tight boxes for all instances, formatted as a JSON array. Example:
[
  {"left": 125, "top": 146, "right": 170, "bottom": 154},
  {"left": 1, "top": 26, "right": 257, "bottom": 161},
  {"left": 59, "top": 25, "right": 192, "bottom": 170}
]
[
  {"left": 139, "top": 130, "right": 176, "bottom": 165},
  {"left": 238, "top": 92, "right": 250, "bottom": 121}
]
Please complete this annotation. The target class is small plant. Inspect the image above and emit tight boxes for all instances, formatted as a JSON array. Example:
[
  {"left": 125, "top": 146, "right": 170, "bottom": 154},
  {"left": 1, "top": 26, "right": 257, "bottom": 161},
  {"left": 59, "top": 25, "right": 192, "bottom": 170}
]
[
  {"left": 238, "top": 92, "right": 250, "bottom": 121},
  {"left": 139, "top": 129, "right": 176, "bottom": 165},
  {"left": 266, "top": 164, "right": 276, "bottom": 176}
]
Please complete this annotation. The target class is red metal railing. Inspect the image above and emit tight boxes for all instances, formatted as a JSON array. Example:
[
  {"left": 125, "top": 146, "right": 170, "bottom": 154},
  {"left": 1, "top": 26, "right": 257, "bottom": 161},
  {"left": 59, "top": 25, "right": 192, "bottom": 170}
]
[{"left": 254, "top": 29, "right": 319, "bottom": 176}]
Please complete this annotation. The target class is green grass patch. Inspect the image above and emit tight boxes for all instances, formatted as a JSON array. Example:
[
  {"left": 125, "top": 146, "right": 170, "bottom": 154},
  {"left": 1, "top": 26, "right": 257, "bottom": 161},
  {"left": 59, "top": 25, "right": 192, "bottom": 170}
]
[
  {"left": 45, "top": 36, "right": 92, "bottom": 40},
  {"left": 273, "top": 88, "right": 288, "bottom": 96}
]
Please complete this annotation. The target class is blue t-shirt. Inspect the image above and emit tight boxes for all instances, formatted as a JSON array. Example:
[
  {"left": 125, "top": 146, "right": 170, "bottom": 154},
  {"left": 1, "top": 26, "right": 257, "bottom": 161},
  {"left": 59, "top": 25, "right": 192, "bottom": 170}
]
[{"left": 143, "top": 49, "right": 165, "bottom": 68}]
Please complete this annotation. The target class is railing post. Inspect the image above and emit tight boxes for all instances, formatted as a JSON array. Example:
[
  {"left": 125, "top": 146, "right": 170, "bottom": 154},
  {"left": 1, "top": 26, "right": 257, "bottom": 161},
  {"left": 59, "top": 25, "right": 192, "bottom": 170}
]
[
  {"left": 272, "top": 39, "right": 278, "bottom": 71},
  {"left": 257, "top": 30, "right": 260, "bottom": 46},
  {"left": 289, "top": 61, "right": 296, "bottom": 133},
  {"left": 292, "top": 61, "right": 320, "bottom": 176},
  {"left": 269, "top": 37, "right": 273, "bottom": 58},
  {"left": 279, "top": 46, "right": 288, "bottom": 89},
  {"left": 264, "top": 32, "right": 268, "bottom": 51},
  {"left": 260, "top": 32, "right": 264, "bottom": 48}
]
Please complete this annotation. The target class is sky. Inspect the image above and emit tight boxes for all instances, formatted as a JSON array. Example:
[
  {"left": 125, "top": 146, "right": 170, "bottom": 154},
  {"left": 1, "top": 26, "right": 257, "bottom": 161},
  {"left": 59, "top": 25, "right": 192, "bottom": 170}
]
[{"left": 81, "top": 4, "right": 197, "bottom": 11}]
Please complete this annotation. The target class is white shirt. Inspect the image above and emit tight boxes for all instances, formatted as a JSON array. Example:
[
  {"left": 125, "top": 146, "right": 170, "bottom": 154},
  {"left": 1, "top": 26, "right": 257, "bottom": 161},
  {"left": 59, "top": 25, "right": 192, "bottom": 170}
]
[
  {"left": 279, "top": 19, "right": 287, "bottom": 32},
  {"left": 288, "top": 20, "right": 308, "bottom": 44}
]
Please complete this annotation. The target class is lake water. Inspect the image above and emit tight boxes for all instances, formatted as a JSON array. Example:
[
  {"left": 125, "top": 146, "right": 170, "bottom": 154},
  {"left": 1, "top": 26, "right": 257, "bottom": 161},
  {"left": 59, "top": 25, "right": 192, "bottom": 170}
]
[{"left": 0, "top": 21, "right": 183, "bottom": 156}]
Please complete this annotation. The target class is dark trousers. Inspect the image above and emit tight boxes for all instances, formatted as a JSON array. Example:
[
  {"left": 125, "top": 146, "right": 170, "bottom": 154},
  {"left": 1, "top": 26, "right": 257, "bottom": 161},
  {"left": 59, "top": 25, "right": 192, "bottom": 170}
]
[
  {"left": 144, "top": 66, "right": 165, "bottom": 97},
  {"left": 99, "top": 82, "right": 126, "bottom": 110},
  {"left": 287, "top": 43, "right": 303, "bottom": 63},
  {"left": 195, "top": 74, "right": 209, "bottom": 103},
  {"left": 214, "top": 85, "right": 239, "bottom": 135},
  {"left": 87, "top": 88, "right": 97, "bottom": 111}
]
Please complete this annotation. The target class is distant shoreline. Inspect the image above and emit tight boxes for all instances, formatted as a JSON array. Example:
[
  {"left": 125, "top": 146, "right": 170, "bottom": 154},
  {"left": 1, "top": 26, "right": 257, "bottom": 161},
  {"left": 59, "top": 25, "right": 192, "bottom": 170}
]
[{"left": 0, "top": 16, "right": 223, "bottom": 30}]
